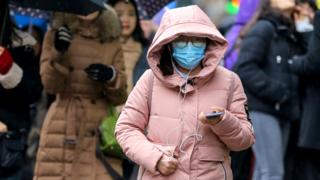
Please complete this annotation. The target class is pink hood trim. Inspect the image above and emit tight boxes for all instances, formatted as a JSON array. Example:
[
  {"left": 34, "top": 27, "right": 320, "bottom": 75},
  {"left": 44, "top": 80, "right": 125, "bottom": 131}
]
[{"left": 147, "top": 5, "right": 228, "bottom": 89}]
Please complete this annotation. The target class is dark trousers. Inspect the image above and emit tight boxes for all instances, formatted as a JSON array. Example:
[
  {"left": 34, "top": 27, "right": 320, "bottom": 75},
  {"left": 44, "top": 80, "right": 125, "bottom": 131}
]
[
  {"left": 295, "top": 148, "right": 320, "bottom": 180},
  {"left": 122, "top": 159, "right": 135, "bottom": 180},
  {"left": 231, "top": 148, "right": 254, "bottom": 180}
]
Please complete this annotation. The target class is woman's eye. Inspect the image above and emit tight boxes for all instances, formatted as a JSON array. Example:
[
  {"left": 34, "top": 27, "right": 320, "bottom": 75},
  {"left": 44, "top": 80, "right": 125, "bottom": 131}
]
[
  {"left": 117, "top": 12, "right": 123, "bottom": 17},
  {"left": 129, "top": 11, "right": 136, "bottom": 17},
  {"left": 116, "top": 10, "right": 123, "bottom": 15},
  {"left": 193, "top": 41, "right": 205, "bottom": 47},
  {"left": 174, "top": 41, "right": 187, "bottom": 48}
]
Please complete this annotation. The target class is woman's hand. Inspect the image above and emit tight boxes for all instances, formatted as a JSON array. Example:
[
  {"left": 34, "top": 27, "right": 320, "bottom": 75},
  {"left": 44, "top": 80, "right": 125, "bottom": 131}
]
[
  {"left": 85, "top": 64, "right": 116, "bottom": 83},
  {"left": 156, "top": 155, "right": 178, "bottom": 176},
  {"left": 0, "top": 121, "right": 8, "bottom": 132},
  {"left": 199, "top": 107, "right": 225, "bottom": 126},
  {"left": 54, "top": 26, "right": 73, "bottom": 53}
]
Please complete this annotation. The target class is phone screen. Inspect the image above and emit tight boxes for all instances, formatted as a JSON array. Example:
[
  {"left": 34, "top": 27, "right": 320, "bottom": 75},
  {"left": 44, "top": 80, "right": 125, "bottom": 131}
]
[{"left": 205, "top": 112, "right": 224, "bottom": 119}]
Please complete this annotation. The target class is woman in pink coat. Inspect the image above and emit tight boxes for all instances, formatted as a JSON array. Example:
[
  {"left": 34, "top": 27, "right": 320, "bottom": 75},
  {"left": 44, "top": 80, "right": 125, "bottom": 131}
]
[{"left": 115, "top": 5, "right": 255, "bottom": 180}]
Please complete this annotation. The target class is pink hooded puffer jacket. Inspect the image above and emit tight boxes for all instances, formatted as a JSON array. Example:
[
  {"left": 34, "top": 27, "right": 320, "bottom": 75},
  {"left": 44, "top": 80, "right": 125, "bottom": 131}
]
[{"left": 115, "top": 5, "right": 255, "bottom": 180}]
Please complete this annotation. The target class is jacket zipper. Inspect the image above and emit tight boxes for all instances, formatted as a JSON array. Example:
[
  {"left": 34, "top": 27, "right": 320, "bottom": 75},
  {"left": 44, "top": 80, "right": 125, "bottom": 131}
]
[{"left": 220, "top": 162, "right": 227, "bottom": 180}]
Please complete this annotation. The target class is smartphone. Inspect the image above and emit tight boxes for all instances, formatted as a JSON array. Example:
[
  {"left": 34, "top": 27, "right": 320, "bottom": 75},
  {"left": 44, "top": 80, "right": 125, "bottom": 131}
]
[{"left": 205, "top": 111, "right": 224, "bottom": 119}]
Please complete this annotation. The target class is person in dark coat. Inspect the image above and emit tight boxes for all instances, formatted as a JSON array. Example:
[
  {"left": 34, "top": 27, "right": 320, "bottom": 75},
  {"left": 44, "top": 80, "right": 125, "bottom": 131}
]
[
  {"left": 233, "top": 0, "right": 306, "bottom": 179},
  {"left": 289, "top": 10, "right": 320, "bottom": 180},
  {"left": 224, "top": 1, "right": 261, "bottom": 179},
  {"left": 0, "top": 0, "right": 42, "bottom": 179}
]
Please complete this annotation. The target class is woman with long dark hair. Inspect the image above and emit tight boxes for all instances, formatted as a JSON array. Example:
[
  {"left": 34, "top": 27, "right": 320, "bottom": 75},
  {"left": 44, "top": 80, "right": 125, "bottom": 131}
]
[
  {"left": 234, "top": 0, "right": 307, "bottom": 179},
  {"left": 0, "top": 0, "right": 42, "bottom": 179},
  {"left": 109, "top": 0, "right": 149, "bottom": 94},
  {"left": 108, "top": 1, "right": 150, "bottom": 178}
]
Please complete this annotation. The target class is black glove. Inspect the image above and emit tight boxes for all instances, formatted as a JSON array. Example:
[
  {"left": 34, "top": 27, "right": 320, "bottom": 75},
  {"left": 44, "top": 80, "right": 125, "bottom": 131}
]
[
  {"left": 85, "top": 64, "right": 116, "bottom": 82},
  {"left": 54, "top": 26, "right": 72, "bottom": 53}
]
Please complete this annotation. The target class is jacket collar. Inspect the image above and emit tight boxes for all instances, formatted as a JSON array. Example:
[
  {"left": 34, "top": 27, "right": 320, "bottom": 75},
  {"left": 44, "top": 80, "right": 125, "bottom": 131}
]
[
  {"left": 260, "top": 11, "right": 293, "bottom": 31},
  {"left": 260, "top": 12, "right": 299, "bottom": 43},
  {"left": 52, "top": 5, "right": 121, "bottom": 42}
]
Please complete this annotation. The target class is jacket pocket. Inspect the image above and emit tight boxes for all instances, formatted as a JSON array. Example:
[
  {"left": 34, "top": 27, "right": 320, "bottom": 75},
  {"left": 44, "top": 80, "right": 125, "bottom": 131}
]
[
  {"left": 198, "top": 146, "right": 226, "bottom": 162},
  {"left": 0, "top": 132, "right": 26, "bottom": 168},
  {"left": 197, "top": 146, "right": 229, "bottom": 179}
]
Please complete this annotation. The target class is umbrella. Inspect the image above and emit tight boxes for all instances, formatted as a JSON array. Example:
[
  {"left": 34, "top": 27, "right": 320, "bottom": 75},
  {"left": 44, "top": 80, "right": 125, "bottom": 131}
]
[
  {"left": 10, "top": 0, "right": 107, "bottom": 15},
  {"left": 9, "top": 4, "right": 50, "bottom": 32},
  {"left": 9, "top": 4, "right": 51, "bottom": 19},
  {"left": 135, "top": 0, "right": 174, "bottom": 19},
  {"left": 12, "top": 14, "right": 49, "bottom": 34},
  {"left": 152, "top": 1, "right": 176, "bottom": 25}
]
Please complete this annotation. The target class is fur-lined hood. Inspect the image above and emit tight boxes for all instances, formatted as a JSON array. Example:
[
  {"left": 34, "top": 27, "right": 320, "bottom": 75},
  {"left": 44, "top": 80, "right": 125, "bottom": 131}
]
[{"left": 52, "top": 5, "right": 121, "bottom": 42}]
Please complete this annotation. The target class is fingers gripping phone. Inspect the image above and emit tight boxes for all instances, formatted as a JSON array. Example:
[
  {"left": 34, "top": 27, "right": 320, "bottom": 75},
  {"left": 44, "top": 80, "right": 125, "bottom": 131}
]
[{"left": 205, "top": 111, "right": 224, "bottom": 120}]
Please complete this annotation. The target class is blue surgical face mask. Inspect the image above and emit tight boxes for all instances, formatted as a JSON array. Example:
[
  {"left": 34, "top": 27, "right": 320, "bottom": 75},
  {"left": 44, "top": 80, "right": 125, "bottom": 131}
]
[
  {"left": 295, "top": 17, "right": 314, "bottom": 33},
  {"left": 172, "top": 41, "right": 206, "bottom": 70}
]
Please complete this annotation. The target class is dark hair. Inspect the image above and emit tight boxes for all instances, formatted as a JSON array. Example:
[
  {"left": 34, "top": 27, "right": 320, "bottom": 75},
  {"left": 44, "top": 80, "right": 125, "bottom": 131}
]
[
  {"left": 157, "top": 45, "right": 174, "bottom": 76},
  {"left": 296, "top": 0, "right": 318, "bottom": 11},
  {"left": 109, "top": 0, "right": 149, "bottom": 46},
  {"left": 239, "top": 0, "right": 269, "bottom": 38},
  {"left": 22, "top": 25, "right": 44, "bottom": 43},
  {"left": 0, "top": 0, "right": 13, "bottom": 46},
  {"left": 0, "top": 0, "right": 21, "bottom": 47},
  {"left": 240, "top": 0, "right": 295, "bottom": 38}
]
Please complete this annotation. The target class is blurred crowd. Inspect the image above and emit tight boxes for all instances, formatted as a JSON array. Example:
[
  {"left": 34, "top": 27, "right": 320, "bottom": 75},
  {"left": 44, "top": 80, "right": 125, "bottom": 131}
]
[{"left": 0, "top": 0, "right": 320, "bottom": 180}]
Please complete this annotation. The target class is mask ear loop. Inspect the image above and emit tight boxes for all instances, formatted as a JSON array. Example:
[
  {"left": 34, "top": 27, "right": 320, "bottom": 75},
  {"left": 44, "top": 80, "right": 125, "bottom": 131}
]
[
  {"left": 162, "top": 44, "right": 192, "bottom": 160},
  {"left": 162, "top": 45, "right": 182, "bottom": 159},
  {"left": 163, "top": 44, "right": 204, "bottom": 164},
  {"left": 170, "top": 45, "right": 202, "bottom": 158},
  {"left": 177, "top": 74, "right": 203, "bottom": 162}
]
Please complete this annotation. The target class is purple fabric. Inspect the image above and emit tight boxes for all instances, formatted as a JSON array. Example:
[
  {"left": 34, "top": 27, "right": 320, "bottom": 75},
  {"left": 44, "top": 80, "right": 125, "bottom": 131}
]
[
  {"left": 224, "top": 0, "right": 260, "bottom": 70},
  {"left": 235, "top": 0, "right": 260, "bottom": 24},
  {"left": 152, "top": 1, "right": 177, "bottom": 25},
  {"left": 224, "top": 25, "right": 242, "bottom": 69}
]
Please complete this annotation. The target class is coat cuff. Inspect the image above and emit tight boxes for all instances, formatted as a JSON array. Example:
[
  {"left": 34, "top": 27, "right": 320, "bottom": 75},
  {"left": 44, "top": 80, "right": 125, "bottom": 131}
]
[
  {"left": 142, "top": 147, "right": 163, "bottom": 174},
  {"left": 0, "top": 63, "right": 23, "bottom": 89},
  {"left": 105, "top": 67, "right": 124, "bottom": 92},
  {"left": 108, "top": 65, "right": 117, "bottom": 83}
]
